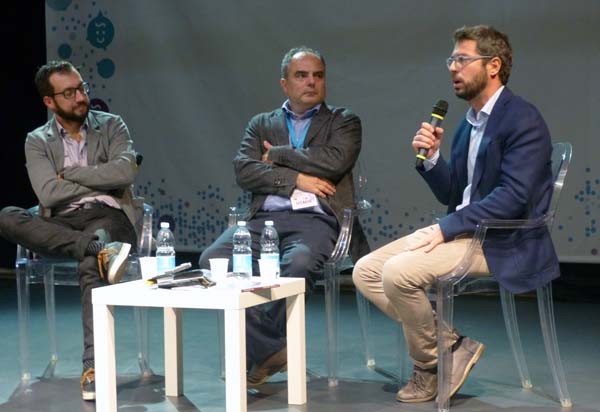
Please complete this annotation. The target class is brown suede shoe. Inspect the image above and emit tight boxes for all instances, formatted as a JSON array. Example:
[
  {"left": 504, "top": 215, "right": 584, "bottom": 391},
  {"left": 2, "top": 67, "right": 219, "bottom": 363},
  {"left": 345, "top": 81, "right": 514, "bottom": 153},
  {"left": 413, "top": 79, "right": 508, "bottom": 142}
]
[
  {"left": 396, "top": 366, "right": 437, "bottom": 403},
  {"left": 247, "top": 347, "right": 287, "bottom": 387},
  {"left": 80, "top": 367, "right": 96, "bottom": 401},
  {"left": 97, "top": 242, "right": 131, "bottom": 284},
  {"left": 449, "top": 336, "right": 485, "bottom": 398}
]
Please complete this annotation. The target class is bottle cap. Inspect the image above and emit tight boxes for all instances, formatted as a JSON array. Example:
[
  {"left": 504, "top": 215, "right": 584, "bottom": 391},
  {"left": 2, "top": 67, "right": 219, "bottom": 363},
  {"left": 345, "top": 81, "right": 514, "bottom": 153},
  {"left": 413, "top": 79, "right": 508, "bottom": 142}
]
[{"left": 160, "top": 222, "right": 170, "bottom": 229}]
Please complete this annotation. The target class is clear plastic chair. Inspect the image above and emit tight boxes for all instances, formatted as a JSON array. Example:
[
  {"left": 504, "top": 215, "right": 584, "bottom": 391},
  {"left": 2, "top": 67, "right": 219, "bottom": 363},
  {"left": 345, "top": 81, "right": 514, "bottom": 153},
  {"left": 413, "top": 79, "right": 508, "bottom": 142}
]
[
  {"left": 435, "top": 142, "right": 573, "bottom": 411},
  {"left": 14, "top": 203, "right": 154, "bottom": 389},
  {"left": 323, "top": 205, "right": 390, "bottom": 387}
]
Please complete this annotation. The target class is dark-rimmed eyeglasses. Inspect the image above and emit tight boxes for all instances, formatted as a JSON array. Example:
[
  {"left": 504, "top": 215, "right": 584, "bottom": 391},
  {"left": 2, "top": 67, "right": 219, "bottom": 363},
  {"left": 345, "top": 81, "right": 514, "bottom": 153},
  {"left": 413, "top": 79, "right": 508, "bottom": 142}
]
[
  {"left": 51, "top": 82, "right": 90, "bottom": 100},
  {"left": 446, "top": 55, "right": 493, "bottom": 69}
]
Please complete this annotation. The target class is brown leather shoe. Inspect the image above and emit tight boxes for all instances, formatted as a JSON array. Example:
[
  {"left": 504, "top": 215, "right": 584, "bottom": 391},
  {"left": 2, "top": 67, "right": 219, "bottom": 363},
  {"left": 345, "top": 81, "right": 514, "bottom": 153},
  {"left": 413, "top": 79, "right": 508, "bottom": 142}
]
[
  {"left": 247, "top": 347, "right": 287, "bottom": 387},
  {"left": 396, "top": 366, "right": 437, "bottom": 403},
  {"left": 449, "top": 336, "right": 485, "bottom": 398}
]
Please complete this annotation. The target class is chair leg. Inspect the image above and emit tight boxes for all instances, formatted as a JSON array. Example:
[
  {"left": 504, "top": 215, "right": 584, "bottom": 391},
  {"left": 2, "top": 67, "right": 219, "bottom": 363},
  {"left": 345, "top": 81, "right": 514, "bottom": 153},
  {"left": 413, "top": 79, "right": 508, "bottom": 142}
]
[
  {"left": 499, "top": 287, "right": 532, "bottom": 389},
  {"left": 16, "top": 259, "right": 32, "bottom": 386},
  {"left": 355, "top": 290, "right": 376, "bottom": 368},
  {"left": 134, "top": 307, "right": 153, "bottom": 377},
  {"left": 537, "top": 285, "right": 572, "bottom": 407},
  {"left": 323, "top": 263, "right": 339, "bottom": 387},
  {"left": 436, "top": 280, "right": 455, "bottom": 412},
  {"left": 42, "top": 266, "right": 58, "bottom": 379}
]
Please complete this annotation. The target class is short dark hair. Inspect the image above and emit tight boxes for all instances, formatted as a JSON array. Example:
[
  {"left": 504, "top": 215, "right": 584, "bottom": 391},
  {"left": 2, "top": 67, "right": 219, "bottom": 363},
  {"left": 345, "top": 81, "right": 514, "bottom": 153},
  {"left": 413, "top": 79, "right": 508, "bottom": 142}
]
[
  {"left": 453, "top": 25, "right": 512, "bottom": 85},
  {"left": 34, "top": 60, "right": 78, "bottom": 97},
  {"left": 280, "top": 46, "right": 326, "bottom": 78}
]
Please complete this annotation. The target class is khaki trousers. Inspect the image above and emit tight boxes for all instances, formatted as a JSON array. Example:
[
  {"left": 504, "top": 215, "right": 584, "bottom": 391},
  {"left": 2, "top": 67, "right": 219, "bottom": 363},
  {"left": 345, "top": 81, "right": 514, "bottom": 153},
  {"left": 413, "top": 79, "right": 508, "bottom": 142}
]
[{"left": 352, "top": 225, "right": 489, "bottom": 369}]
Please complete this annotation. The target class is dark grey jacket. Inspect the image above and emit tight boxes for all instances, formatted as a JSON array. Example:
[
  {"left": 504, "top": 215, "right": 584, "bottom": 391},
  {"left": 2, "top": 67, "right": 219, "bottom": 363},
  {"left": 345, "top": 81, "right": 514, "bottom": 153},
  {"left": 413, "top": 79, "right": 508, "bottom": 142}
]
[{"left": 234, "top": 104, "right": 362, "bottom": 225}]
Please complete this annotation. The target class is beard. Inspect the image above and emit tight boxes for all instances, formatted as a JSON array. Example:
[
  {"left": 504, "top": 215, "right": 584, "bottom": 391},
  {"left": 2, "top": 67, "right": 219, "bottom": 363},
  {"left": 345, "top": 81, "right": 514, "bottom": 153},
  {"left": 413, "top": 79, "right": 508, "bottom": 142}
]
[
  {"left": 455, "top": 70, "right": 488, "bottom": 101},
  {"left": 54, "top": 101, "right": 90, "bottom": 123}
]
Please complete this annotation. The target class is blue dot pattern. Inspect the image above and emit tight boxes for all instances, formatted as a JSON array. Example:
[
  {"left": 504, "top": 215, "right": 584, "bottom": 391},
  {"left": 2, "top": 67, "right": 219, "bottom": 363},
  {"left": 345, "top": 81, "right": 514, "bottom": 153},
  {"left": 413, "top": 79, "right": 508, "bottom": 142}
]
[
  {"left": 569, "top": 166, "right": 599, "bottom": 256},
  {"left": 47, "top": 2, "right": 113, "bottom": 112},
  {"left": 137, "top": 179, "right": 251, "bottom": 249}
]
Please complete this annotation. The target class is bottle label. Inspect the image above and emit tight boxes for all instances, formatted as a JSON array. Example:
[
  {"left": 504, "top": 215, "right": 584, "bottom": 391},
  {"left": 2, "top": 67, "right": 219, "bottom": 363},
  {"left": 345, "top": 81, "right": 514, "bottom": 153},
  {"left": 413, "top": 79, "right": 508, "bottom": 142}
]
[
  {"left": 232, "top": 254, "right": 252, "bottom": 276},
  {"left": 157, "top": 256, "right": 176, "bottom": 274}
]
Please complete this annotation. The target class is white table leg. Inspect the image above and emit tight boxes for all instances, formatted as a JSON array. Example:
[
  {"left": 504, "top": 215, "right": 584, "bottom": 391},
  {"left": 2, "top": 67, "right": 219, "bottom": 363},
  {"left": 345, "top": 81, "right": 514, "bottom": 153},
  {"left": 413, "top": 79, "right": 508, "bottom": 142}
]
[
  {"left": 224, "top": 309, "right": 246, "bottom": 412},
  {"left": 286, "top": 293, "right": 306, "bottom": 405},
  {"left": 164, "top": 307, "right": 183, "bottom": 396},
  {"left": 93, "top": 303, "right": 117, "bottom": 412}
]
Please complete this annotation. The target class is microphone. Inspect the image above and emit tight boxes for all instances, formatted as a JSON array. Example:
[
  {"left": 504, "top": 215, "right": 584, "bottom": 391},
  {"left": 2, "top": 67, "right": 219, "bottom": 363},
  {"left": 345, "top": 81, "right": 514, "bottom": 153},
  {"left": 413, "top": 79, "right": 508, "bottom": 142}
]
[{"left": 416, "top": 99, "right": 448, "bottom": 167}]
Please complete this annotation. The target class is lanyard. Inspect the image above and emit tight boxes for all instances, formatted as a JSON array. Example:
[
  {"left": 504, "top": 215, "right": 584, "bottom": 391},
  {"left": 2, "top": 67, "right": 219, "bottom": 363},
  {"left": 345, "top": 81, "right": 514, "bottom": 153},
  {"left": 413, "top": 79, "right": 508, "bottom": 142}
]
[{"left": 285, "top": 115, "right": 312, "bottom": 149}]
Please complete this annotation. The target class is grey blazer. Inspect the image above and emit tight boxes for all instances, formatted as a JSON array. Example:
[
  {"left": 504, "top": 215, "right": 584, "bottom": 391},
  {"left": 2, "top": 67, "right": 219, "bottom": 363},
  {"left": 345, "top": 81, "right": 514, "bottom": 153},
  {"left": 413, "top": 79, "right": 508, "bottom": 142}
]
[
  {"left": 234, "top": 103, "right": 370, "bottom": 260},
  {"left": 24, "top": 110, "right": 144, "bottom": 237}
]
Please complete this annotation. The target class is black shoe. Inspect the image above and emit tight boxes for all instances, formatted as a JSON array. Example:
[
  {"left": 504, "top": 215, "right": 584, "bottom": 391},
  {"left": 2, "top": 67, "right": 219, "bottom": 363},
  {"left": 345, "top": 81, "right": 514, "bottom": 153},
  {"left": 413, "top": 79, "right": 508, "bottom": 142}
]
[{"left": 80, "top": 367, "right": 96, "bottom": 401}]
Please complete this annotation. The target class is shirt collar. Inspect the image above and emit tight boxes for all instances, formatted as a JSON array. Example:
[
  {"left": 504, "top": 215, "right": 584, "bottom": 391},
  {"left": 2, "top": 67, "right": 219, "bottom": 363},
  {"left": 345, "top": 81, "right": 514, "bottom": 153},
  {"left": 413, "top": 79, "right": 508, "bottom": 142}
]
[
  {"left": 56, "top": 118, "right": 89, "bottom": 139},
  {"left": 466, "top": 85, "right": 505, "bottom": 128},
  {"left": 282, "top": 100, "right": 321, "bottom": 120}
]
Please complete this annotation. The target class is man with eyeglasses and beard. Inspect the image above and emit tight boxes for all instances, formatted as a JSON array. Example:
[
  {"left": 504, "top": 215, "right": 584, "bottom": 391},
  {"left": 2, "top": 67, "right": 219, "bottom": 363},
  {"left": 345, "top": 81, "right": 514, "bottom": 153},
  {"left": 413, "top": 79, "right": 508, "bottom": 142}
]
[
  {"left": 353, "top": 25, "right": 558, "bottom": 403},
  {"left": 0, "top": 60, "right": 142, "bottom": 401}
]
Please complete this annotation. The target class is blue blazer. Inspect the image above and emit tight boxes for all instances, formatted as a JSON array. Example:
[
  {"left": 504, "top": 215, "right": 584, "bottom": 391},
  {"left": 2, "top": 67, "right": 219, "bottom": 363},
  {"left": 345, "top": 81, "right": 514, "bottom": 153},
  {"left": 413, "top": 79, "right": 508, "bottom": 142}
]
[{"left": 419, "top": 88, "right": 560, "bottom": 293}]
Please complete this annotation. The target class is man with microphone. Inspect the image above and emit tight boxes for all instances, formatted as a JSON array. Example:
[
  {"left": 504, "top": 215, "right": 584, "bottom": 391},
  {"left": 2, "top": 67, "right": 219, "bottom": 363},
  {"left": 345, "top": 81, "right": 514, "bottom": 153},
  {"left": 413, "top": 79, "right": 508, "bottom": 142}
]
[{"left": 353, "top": 25, "right": 558, "bottom": 403}]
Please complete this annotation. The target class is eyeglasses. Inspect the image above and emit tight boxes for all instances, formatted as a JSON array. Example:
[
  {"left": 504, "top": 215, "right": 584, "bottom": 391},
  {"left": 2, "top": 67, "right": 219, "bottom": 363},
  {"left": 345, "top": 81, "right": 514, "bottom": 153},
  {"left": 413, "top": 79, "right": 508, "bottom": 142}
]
[
  {"left": 51, "top": 82, "right": 90, "bottom": 100},
  {"left": 446, "top": 55, "right": 493, "bottom": 69}
]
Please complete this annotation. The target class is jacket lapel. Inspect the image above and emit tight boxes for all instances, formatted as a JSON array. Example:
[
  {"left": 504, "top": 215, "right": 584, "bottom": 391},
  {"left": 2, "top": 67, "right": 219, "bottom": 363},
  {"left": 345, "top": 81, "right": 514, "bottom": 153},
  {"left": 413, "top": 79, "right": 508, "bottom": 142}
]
[
  {"left": 85, "top": 112, "right": 100, "bottom": 165},
  {"left": 272, "top": 110, "right": 290, "bottom": 145},
  {"left": 45, "top": 117, "right": 65, "bottom": 172},
  {"left": 471, "top": 88, "right": 512, "bottom": 194},
  {"left": 303, "top": 104, "right": 330, "bottom": 147},
  {"left": 453, "top": 121, "right": 471, "bottom": 193}
]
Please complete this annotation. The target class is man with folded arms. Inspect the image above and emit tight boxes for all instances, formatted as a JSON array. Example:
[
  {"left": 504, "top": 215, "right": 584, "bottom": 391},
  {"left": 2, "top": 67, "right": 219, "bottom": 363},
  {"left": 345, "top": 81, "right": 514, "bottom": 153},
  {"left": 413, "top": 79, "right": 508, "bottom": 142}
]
[
  {"left": 0, "top": 60, "right": 142, "bottom": 401},
  {"left": 199, "top": 46, "right": 365, "bottom": 387}
]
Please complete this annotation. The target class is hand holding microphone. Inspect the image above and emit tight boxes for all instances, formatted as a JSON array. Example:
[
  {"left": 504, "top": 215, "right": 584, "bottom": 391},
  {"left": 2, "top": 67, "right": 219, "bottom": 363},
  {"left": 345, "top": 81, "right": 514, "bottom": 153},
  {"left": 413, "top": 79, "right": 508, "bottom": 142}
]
[{"left": 415, "top": 100, "right": 448, "bottom": 167}]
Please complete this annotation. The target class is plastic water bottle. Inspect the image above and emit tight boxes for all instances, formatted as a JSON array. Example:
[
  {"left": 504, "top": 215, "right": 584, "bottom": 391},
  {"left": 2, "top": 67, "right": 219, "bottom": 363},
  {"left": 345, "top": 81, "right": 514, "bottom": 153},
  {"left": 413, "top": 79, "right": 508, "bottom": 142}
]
[
  {"left": 156, "top": 222, "right": 176, "bottom": 273},
  {"left": 232, "top": 221, "right": 252, "bottom": 277},
  {"left": 260, "top": 220, "right": 280, "bottom": 278}
]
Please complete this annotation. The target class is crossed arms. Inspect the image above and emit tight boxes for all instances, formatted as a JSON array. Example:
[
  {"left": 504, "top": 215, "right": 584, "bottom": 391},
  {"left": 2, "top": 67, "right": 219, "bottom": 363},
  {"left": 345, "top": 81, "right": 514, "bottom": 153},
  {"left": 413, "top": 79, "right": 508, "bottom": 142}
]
[
  {"left": 25, "top": 115, "right": 138, "bottom": 209},
  {"left": 233, "top": 107, "right": 362, "bottom": 199}
]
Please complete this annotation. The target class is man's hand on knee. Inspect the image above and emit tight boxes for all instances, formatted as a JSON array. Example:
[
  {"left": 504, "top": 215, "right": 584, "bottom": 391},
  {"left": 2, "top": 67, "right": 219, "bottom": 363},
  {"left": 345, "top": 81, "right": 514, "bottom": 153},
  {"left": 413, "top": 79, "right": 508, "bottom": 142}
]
[{"left": 407, "top": 224, "right": 444, "bottom": 253}]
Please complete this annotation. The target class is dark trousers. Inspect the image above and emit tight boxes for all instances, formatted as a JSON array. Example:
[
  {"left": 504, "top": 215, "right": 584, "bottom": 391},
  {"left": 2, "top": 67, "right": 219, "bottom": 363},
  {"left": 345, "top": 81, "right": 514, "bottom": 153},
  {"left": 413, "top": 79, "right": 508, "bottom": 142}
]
[
  {"left": 198, "top": 210, "right": 338, "bottom": 367},
  {"left": 0, "top": 205, "right": 136, "bottom": 368}
]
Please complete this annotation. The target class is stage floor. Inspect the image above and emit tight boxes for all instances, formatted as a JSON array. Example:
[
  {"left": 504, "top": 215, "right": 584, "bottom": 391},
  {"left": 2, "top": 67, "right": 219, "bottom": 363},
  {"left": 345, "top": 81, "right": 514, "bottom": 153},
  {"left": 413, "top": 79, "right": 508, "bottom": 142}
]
[{"left": 1, "top": 280, "right": 598, "bottom": 411}]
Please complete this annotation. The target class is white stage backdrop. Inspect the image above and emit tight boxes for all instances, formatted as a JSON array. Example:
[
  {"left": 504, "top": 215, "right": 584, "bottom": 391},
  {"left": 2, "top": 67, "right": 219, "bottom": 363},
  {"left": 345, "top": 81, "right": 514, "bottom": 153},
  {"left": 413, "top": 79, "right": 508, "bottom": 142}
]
[{"left": 45, "top": 0, "right": 599, "bottom": 261}]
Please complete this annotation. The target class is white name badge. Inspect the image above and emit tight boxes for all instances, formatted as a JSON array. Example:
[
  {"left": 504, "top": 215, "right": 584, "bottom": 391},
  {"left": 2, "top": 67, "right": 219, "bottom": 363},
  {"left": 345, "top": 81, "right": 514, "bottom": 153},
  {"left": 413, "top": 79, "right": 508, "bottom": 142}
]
[{"left": 290, "top": 189, "right": 319, "bottom": 210}]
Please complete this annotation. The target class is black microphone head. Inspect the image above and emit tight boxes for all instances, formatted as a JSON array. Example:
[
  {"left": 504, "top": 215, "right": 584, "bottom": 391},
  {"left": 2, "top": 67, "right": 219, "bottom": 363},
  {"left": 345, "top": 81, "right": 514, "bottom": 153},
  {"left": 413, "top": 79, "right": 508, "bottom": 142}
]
[{"left": 432, "top": 99, "right": 449, "bottom": 118}]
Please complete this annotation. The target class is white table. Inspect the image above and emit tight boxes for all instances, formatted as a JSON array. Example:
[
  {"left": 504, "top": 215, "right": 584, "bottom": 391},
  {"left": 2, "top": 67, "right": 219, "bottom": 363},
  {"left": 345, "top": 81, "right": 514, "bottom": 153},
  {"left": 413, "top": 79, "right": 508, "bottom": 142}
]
[{"left": 92, "top": 277, "right": 306, "bottom": 412}]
